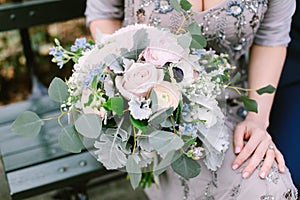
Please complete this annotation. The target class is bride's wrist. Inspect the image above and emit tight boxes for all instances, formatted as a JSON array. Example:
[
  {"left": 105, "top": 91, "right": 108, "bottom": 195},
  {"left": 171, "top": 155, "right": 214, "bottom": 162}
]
[{"left": 245, "top": 111, "right": 270, "bottom": 129}]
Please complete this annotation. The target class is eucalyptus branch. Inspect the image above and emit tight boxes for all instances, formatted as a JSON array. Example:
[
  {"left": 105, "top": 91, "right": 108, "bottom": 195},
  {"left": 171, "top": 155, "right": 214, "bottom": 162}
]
[{"left": 176, "top": 11, "right": 188, "bottom": 34}]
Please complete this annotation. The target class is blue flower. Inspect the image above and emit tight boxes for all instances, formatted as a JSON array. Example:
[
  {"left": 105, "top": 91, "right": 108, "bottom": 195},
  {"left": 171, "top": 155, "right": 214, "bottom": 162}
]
[
  {"left": 49, "top": 47, "right": 65, "bottom": 68},
  {"left": 83, "top": 65, "right": 104, "bottom": 86},
  {"left": 71, "top": 38, "right": 90, "bottom": 52},
  {"left": 181, "top": 123, "right": 198, "bottom": 138}
]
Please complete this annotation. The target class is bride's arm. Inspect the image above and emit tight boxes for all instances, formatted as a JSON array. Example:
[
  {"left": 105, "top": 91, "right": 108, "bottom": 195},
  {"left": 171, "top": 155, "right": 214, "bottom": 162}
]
[
  {"left": 232, "top": 44, "right": 287, "bottom": 179},
  {"left": 90, "top": 19, "right": 122, "bottom": 38},
  {"left": 85, "top": 0, "right": 123, "bottom": 39}
]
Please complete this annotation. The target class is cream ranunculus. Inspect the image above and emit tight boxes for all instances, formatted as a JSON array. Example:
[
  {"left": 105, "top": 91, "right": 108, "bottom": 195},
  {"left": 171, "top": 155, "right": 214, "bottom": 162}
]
[
  {"left": 151, "top": 81, "right": 181, "bottom": 111},
  {"left": 115, "top": 62, "right": 164, "bottom": 99}
]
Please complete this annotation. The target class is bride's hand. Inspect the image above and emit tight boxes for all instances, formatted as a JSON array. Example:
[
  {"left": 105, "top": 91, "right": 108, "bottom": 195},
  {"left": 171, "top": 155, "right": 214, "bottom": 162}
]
[{"left": 231, "top": 116, "right": 285, "bottom": 179}]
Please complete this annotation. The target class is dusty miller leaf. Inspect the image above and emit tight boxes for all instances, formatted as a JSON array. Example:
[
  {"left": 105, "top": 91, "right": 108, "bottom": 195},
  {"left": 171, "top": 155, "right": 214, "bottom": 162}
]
[{"left": 94, "top": 134, "right": 129, "bottom": 169}]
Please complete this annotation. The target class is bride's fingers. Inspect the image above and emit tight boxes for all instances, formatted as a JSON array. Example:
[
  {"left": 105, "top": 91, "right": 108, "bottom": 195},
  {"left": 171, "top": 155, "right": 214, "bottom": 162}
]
[
  {"left": 258, "top": 144, "right": 276, "bottom": 179},
  {"left": 241, "top": 139, "right": 270, "bottom": 179},
  {"left": 232, "top": 130, "right": 262, "bottom": 170},
  {"left": 233, "top": 123, "right": 247, "bottom": 154},
  {"left": 274, "top": 146, "right": 286, "bottom": 173}
]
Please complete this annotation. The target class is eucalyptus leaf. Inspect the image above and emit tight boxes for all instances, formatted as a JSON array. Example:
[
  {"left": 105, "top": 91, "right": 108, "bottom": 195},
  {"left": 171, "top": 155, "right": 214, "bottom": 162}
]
[
  {"left": 137, "top": 137, "right": 154, "bottom": 152},
  {"left": 187, "top": 22, "right": 201, "bottom": 35},
  {"left": 48, "top": 77, "right": 69, "bottom": 103},
  {"left": 190, "top": 34, "right": 207, "bottom": 49},
  {"left": 180, "top": 0, "right": 192, "bottom": 11},
  {"left": 256, "top": 84, "right": 276, "bottom": 95},
  {"left": 12, "top": 111, "right": 43, "bottom": 137},
  {"left": 154, "top": 150, "right": 181, "bottom": 176},
  {"left": 177, "top": 33, "right": 192, "bottom": 49},
  {"left": 239, "top": 96, "right": 258, "bottom": 113},
  {"left": 171, "top": 154, "right": 201, "bottom": 179},
  {"left": 130, "top": 28, "right": 149, "bottom": 60},
  {"left": 149, "top": 130, "right": 184, "bottom": 158},
  {"left": 75, "top": 114, "right": 102, "bottom": 138},
  {"left": 126, "top": 155, "right": 142, "bottom": 189},
  {"left": 58, "top": 125, "right": 83, "bottom": 153},
  {"left": 170, "top": 0, "right": 181, "bottom": 12},
  {"left": 148, "top": 107, "right": 174, "bottom": 126}
]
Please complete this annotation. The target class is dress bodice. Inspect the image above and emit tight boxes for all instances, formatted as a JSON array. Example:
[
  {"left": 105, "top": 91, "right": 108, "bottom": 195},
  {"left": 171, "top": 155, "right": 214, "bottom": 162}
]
[{"left": 123, "top": 0, "right": 268, "bottom": 64}]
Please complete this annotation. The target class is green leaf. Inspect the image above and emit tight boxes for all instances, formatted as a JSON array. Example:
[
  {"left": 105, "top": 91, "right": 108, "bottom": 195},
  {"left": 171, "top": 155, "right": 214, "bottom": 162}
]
[
  {"left": 58, "top": 125, "right": 83, "bottom": 153},
  {"left": 256, "top": 84, "right": 276, "bottom": 95},
  {"left": 180, "top": 0, "right": 192, "bottom": 11},
  {"left": 170, "top": 0, "right": 181, "bottom": 12},
  {"left": 129, "top": 28, "right": 149, "bottom": 60},
  {"left": 171, "top": 154, "right": 201, "bottom": 179},
  {"left": 75, "top": 114, "right": 102, "bottom": 138},
  {"left": 177, "top": 33, "right": 192, "bottom": 49},
  {"left": 148, "top": 107, "right": 174, "bottom": 126},
  {"left": 126, "top": 155, "right": 142, "bottom": 189},
  {"left": 149, "top": 130, "right": 184, "bottom": 158},
  {"left": 187, "top": 22, "right": 201, "bottom": 35},
  {"left": 83, "top": 93, "right": 94, "bottom": 107},
  {"left": 190, "top": 34, "right": 207, "bottom": 49},
  {"left": 130, "top": 116, "right": 148, "bottom": 133},
  {"left": 107, "top": 97, "right": 124, "bottom": 116},
  {"left": 174, "top": 100, "right": 183, "bottom": 124},
  {"left": 230, "top": 72, "right": 241, "bottom": 85},
  {"left": 154, "top": 150, "right": 181, "bottom": 176},
  {"left": 12, "top": 111, "right": 43, "bottom": 137},
  {"left": 239, "top": 96, "right": 258, "bottom": 113},
  {"left": 48, "top": 77, "right": 69, "bottom": 103}
]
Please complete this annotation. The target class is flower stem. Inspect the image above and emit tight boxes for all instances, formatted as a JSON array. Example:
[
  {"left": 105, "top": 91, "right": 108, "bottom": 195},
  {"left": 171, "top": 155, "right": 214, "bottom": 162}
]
[{"left": 132, "top": 127, "right": 137, "bottom": 155}]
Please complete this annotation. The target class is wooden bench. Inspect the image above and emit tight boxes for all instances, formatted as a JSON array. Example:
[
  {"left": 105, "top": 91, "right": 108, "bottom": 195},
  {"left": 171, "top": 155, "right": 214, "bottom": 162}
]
[{"left": 0, "top": 1, "right": 124, "bottom": 199}]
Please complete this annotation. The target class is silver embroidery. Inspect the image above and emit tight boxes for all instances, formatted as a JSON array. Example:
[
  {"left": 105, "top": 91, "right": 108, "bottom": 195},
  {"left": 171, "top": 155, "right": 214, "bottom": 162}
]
[
  {"left": 230, "top": 184, "right": 241, "bottom": 198},
  {"left": 260, "top": 195, "right": 275, "bottom": 200},
  {"left": 266, "top": 165, "right": 280, "bottom": 184}
]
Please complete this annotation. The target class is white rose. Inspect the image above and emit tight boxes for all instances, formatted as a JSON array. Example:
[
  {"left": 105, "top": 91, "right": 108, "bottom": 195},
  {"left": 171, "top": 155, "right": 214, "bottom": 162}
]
[{"left": 115, "top": 62, "right": 164, "bottom": 99}]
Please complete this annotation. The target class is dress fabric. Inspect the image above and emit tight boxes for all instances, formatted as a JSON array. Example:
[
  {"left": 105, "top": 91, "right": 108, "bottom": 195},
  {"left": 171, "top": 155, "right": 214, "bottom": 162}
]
[{"left": 85, "top": 0, "right": 298, "bottom": 199}]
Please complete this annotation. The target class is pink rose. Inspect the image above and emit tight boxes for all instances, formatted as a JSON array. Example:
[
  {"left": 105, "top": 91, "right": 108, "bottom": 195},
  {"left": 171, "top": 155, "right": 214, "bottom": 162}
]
[
  {"left": 151, "top": 81, "right": 181, "bottom": 111},
  {"left": 142, "top": 47, "right": 182, "bottom": 66},
  {"left": 115, "top": 62, "right": 164, "bottom": 99}
]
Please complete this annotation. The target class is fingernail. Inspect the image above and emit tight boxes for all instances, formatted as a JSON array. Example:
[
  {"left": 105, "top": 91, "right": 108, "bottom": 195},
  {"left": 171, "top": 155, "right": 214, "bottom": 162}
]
[
  {"left": 235, "top": 147, "right": 241, "bottom": 154},
  {"left": 242, "top": 171, "right": 249, "bottom": 179},
  {"left": 259, "top": 171, "right": 266, "bottom": 179},
  {"left": 280, "top": 167, "right": 285, "bottom": 173},
  {"left": 232, "top": 164, "right": 239, "bottom": 170}
]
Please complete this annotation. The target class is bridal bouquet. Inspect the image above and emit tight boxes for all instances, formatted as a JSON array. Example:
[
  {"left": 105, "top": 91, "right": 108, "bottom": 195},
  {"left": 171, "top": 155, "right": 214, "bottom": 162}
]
[{"left": 12, "top": 22, "right": 274, "bottom": 189}]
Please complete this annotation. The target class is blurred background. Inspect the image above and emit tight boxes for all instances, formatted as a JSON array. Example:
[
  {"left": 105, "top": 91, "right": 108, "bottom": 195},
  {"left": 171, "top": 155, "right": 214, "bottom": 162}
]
[{"left": 0, "top": 0, "right": 90, "bottom": 106}]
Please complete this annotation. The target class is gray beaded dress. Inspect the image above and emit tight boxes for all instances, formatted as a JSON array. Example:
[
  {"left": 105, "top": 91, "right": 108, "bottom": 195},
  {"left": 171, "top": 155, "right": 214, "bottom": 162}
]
[{"left": 85, "top": 0, "right": 298, "bottom": 199}]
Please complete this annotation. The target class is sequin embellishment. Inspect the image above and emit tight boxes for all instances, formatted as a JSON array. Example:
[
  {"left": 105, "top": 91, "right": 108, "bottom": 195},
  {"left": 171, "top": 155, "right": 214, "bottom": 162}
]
[{"left": 226, "top": 1, "right": 244, "bottom": 17}]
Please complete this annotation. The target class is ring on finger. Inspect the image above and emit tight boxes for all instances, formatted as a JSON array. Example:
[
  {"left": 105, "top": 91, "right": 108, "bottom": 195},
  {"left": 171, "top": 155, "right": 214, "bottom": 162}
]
[{"left": 268, "top": 144, "right": 275, "bottom": 151}]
